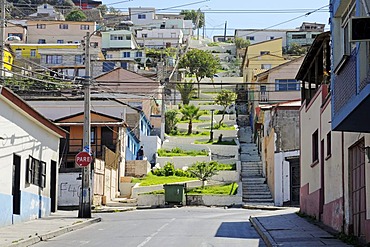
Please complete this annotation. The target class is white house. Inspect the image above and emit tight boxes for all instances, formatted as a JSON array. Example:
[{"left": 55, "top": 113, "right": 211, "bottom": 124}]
[
  {"left": 136, "top": 29, "right": 183, "bottom": 48},
  {"left": 0, "top": 87, "right": 65, "bottom": 227}
]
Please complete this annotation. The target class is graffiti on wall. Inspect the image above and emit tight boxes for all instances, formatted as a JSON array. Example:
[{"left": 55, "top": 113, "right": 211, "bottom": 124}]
[{"left": 58, "top": 173, "right": 82, "bottom": 206}]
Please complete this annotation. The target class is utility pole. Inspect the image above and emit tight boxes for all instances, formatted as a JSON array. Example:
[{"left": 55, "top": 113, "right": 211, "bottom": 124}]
[
  {"left": 0, "top": 0, "right": 6, "bottom": 79},
  {"left": 224, "top": 21, "right": 227, "bottom": 42},
  {"left": 78, "top": 31, "right": 92, "bottom": 218}
]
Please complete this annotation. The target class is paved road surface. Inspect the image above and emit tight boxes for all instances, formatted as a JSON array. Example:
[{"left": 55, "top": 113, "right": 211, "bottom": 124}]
[{"left": 34, "top": 207, "right": 266, "bottom": 247}]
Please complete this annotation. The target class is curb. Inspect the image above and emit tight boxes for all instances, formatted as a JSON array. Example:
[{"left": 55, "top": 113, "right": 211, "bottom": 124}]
[
  {"left": 9, "top": 217, "right": 101, "bottom": 247},
  {"left": 92, "top": 207, "right": 136, "bottom": 213},
  {"left": 249, "top": 216, "right": 278, "bottom": 247},
  {"left": 242, "top": 204, "right": 287, "bottom": 211}
]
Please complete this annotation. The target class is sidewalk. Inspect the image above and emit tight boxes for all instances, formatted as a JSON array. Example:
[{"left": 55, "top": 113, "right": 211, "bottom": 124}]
[
  {"left": 0, "top": 207, "right": 134, "bottom": 247},
  {"left": 250, "top": 208, "right": 352, "bottom": 247}
]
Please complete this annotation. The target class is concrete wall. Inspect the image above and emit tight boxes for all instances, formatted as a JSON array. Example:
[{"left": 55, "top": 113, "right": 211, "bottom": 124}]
[
  {"left": 156, "top": 156, "right": 211, "bottom": 169},
  {"left": 137, "top": 194, "right": 242, "bottom": 207},
  {"left": 0, "top": 96, "right": 60, "bottom": 227},
  {"left": 58, "top": 173, "right": 81, "bottom": 207},
  {"left": 27, "top": 20, "right": 98, "bottom": 45},
  {"left": 211, "top": 171, "right": 239, "bottom": 183},
  {"left": 125, "top": 160, "right": 151, "bottom": 177},
  {"left": 264, "top": 129, "right": 276, "bottom": 198},
  {"left": 140, "top": 135, "right": 161, "bottom": 164}
]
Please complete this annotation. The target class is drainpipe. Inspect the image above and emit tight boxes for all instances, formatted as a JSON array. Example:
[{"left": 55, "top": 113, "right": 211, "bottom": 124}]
[{"left": 341, "top": 131, "right": 345, "bottom": 233}]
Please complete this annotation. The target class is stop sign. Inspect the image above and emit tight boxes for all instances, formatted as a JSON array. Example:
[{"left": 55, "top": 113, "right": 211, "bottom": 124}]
[{"left": 75, "top": 151, "right": 92, "bottom": 167}]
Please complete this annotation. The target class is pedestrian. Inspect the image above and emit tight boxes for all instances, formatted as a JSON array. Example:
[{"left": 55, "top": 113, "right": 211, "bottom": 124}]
[{"left": 137, "top": 146, "right": 144, "bottom": 160}]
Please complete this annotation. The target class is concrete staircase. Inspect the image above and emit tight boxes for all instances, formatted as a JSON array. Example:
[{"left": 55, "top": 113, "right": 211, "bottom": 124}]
[{"left": 239, "top": 126, "right": 274, "bottom": 206}]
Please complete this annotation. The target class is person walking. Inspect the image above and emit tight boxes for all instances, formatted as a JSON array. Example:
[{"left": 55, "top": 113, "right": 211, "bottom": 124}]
[{"left": 136, "top": 146, "right": 144, "bottom": 160}]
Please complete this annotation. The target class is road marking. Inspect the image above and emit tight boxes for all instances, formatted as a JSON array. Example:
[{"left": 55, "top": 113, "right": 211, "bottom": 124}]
[{"left": 137, "top": 218, "right": 175, "bottom": 247}]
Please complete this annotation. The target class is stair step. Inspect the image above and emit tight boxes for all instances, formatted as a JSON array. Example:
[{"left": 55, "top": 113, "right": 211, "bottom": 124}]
[
  {"left": 243, "top": 198, "right": 274, "bottom": 203},
  {"left": 243, "top": 194, "right": 272, "bottom": 199}
]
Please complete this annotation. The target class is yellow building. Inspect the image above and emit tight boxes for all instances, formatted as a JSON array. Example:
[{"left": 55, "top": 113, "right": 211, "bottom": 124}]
[
  {"left": 3, "top": 47, "right": 14, "bottom": 72},
  {"left": 242, "top": 38, "right": 288, "bottom": 83},
  {"left": 10, "top": 44, "right": 80, "bottom": 59}
]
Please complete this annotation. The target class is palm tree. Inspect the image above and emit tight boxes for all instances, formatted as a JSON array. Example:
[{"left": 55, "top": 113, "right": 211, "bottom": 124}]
[
  {"left": 177, "top": 80, "right": 196, "bottom": 105},
  {"left": 180, "top": 104, "right": 201, "bottom": 135}
]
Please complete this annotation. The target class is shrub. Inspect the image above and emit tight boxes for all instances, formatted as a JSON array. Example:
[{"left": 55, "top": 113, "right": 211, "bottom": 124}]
[{"left": 163, "top": 162, "right": 175, "bottom": 176}]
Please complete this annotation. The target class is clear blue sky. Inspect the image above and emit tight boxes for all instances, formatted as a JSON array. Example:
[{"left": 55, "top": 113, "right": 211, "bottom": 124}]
[{"left": 103, "top": 0, "right": 330, "bottom": 37}]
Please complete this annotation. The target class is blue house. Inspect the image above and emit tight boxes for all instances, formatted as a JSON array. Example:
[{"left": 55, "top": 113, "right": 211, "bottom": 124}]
[{"left": 330, "top": 0, "right": 370, "bottom": 243}]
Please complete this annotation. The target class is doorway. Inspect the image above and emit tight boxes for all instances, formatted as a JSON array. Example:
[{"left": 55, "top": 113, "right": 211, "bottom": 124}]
[
  {"left": 50, "top": 160, "right": 57, "bottom": 213},
  {"left": 289, "top": 158, "right": 300, "bottom": 206},
  {"left": 12, "top": 154, "right": 21, "bottom": 215},
  {"left": 349, "top": 139, "right": 366, "bottom": 242}
]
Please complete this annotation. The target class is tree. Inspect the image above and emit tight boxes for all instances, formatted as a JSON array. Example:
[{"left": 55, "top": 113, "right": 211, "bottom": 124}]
[
  {"left": 179, "top": 49, "right": 221, "bottom": 98},
  {"left": 179, "top": 104, "right": 201, "bottom": 135},
  {"left": 65, "top": 9, "right": 87, "bottom": 21},
  {"left": 234, "top": 37, "right": 250, "bottom": 49},
  {"left": 286, "top": 43, "right": 307, "bottom": 55},
  {"left": 180, "top": 10, "right": 205, "bottom": 29},
  {"left": 97, "top": 4, "right": 108, "bottom": 16},
  {"left": 165, "top": 110, "right": 178, "bottom": 134},
  {"left": 176, "top": 80, "right": 196, "bottom": 105},
  {"left": 215, "top": 90, "right": 237, "bottom": 126},
  {"left": 188, "top": 161, "right": 218, "bottom": 187}
]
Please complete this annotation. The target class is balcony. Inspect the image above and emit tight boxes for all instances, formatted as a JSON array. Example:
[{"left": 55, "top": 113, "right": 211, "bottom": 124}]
[
  {"left": 332, "top": 50, "right": 370, "bottom": 132},
  {"left": 59, "top": 138, "right": 117, "bottom": 170}
]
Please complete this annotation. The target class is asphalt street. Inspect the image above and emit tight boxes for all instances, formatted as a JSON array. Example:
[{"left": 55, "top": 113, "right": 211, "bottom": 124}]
[{"left": 33, "top": 207, "right": 267, "bottom": 247}]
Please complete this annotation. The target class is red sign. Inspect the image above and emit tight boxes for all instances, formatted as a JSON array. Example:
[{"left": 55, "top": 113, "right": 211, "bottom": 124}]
[{"left": 75, "top": 151, "right": 92, "bottom": 167}]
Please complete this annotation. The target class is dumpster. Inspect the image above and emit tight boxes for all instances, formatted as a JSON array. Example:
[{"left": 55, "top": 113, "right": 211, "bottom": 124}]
[{"left": 164, "top": 183, "right": 186, "bottom": 205}]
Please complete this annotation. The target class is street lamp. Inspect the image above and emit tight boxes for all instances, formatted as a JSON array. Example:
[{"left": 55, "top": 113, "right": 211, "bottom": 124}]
[{"left": 209, "top": 109, "right": 214, "bottom": 142}]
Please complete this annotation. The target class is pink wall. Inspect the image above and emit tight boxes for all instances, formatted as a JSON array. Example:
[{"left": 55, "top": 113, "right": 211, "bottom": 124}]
[{"left": 300, "top": 183, "right": 321, "bottom": 220}]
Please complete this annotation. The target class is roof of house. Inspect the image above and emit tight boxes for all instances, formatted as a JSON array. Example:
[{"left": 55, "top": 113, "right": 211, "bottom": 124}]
[
  {"left": 54, "top": 110, "right": 126, "bottom": 127},
  {"left": 93, "top": 67, "right": 161, "bottom": 95},
  {"left": 256, "top": 55, "right": 305, "bottom": 80},
  {"left": 0, "top": 86, "right": 66, "bottom": 138}
]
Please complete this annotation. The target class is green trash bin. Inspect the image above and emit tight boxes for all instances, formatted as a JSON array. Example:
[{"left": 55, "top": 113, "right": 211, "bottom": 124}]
[{"left": 164, "top": 183, "right": 186, "bottom": 205}]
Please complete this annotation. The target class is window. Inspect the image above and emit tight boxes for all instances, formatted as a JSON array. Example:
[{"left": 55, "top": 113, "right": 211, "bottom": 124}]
[
  {"left": 138, "top": 14, "right": 146, "bottom": 19},
  {"left": 37, "top": 24, "right": 46, "bottom": 29},
  {"left": 275, "top": 79, "right": 300, "bottom": 91},
  {"left": 110, "top": 35, "right": 124, "bottom": 40},
  {"left": 312, "top": 130, "right": 319, "bottom": 163},
  {"left": 326, "top": 132, "right": 331, "bottom": 157},
  {"left": 57, "top": 39, "right": 64, "bottom": 44},
  {"left": 59, "top": 24, "right": 68, "bottom": 29},
  {"left": 341, "top": 3, "right": 356, "bottom": 55},
  {"left": 45, "top": 55, "right": 62, "bottom": 64},
  {"left": 15, "top": 49, "right": 22, "bottom": 58},
  {"left": 311, "top": 34, "right": 318, "bottom": 39},
  {"left": 106, "top": 54, "right": 113, "bottom": 59},
  {"left": 102, "top": 62, "right": 115, "bottom": 72},
  {"left": 91, "top": 127, "right": 96, "bottom": 144},
  {"left": 260, "top": 51, "right": 270, "bottom": 55},
  {"left": 142, "top": 34, "right": 147, "bottom": 38},
  {"left": 38, "top": 39, "right": 46, "bottom": 44},
  {"left": 246, "top": 36, "right": 255, "bottom": 41},
  {"left": 75, "top": 55, "right": 83, "bottom": 64},
  {"left": 30, "top": 49, "right": 36, "bottom": 57},
  {"left": 122, "top": 52, "right": 130, "bottom": 58},
  {"left": 26, "top": 156, "right": 46, "bottom": 188},
  {"left": 292, "top": 34, "right": 307, "bottom": 39},
  {"left": 80, "top": 25, "right": 89, "bottom": 30},
  {"left": 270, "top": 36, "right": 275, "bottom": 40},
  {"left": 261, "top": 64, "right": 272, "bottom": 69},
  {"left": 260, "top": 85, "right": 267, "bottom": 101},
  {"left": 135, "top": 51, "right": 143, "bottom": 57},
  {"left": 8, "top": 33, "right": 22, "bottom": 40}
]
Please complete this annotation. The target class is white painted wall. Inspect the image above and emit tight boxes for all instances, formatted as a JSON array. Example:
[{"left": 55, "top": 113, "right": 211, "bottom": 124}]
[
  {"left": 58, "top": 173, "right": 81, "bottom": 207},
  {"left": 274, "top": 150, "right": 300, "bottom": 206},
  {"left": 0, "top": 97, "right": 60, "bottom": 197}
]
